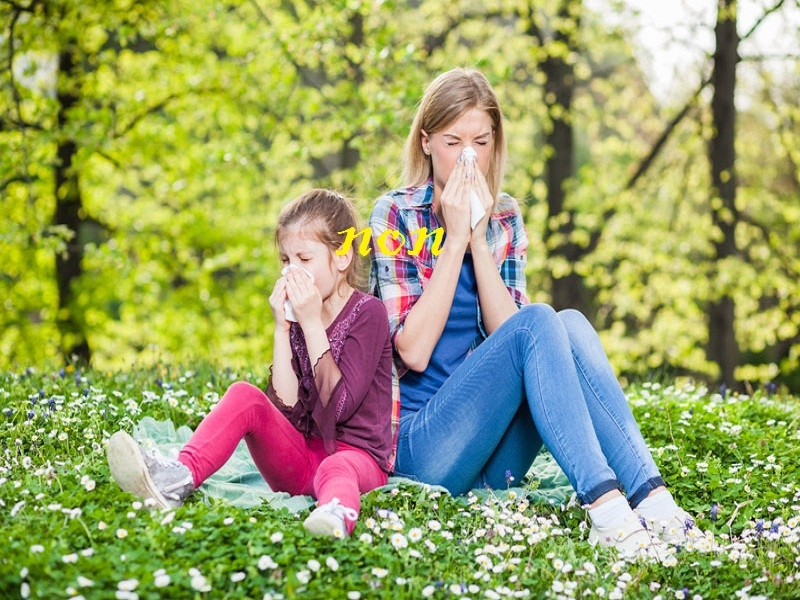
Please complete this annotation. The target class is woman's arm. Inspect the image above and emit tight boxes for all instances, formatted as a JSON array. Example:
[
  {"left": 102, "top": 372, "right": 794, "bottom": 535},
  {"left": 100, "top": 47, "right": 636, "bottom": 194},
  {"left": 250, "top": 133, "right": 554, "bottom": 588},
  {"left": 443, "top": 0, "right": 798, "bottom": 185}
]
[
  {"left": 382, "top": 161, "right": 473, "bottom": 372},
  {"left": 468, "top": 170, "right": 525, "bottom": 333},
  {"left": 393, "top": 234, "right": 467, "bottom": 372}
]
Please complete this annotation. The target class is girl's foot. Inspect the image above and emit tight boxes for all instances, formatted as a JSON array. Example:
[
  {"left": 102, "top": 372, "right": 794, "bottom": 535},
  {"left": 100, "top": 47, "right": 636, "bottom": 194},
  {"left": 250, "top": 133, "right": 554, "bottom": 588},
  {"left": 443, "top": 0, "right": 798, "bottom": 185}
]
[
  {"left": 303, "top": 498, "right": 358, "bottom": 538},
  {"left": 107, "top": 431, "right": 193, "bottom": 509}
]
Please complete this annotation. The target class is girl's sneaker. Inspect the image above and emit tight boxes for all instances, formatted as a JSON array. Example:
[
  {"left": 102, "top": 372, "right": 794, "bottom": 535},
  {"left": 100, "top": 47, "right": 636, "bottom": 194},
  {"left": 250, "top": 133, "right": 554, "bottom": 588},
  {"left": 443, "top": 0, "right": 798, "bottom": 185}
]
[
  {"left": 303, "top": 498, "right": 358, "bottom": 538},
  {"left": 588, "top": 511, "right": 667, "bottom": 562},
  {"left": 107, "top": 430, "right": 194, "bottom": 509}
]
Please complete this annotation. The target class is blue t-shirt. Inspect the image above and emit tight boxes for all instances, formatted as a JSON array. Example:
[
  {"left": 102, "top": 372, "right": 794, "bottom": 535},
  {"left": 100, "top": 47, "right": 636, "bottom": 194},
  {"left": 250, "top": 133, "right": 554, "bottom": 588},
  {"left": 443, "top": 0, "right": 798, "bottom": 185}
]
[{"left": 400, "top": 254, "right": 481, "bottom": 415}]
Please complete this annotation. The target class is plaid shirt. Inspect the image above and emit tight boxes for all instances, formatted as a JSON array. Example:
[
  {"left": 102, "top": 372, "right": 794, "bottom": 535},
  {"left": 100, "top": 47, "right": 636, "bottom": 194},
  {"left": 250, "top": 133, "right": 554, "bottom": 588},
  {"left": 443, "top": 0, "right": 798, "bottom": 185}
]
[{"left": 369, "top": 180, "right": 529, "bottom": 378}]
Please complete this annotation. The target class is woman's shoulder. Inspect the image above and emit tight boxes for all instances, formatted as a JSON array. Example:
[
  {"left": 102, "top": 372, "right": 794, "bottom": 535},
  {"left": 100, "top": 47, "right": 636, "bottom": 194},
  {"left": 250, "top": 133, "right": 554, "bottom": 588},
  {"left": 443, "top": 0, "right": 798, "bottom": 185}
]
[
  {"left": 373, "top": 183, "right": 432, "bottom": 213},
  {"left": 493, "top": 192, "right": 522, "bottom": 217}
]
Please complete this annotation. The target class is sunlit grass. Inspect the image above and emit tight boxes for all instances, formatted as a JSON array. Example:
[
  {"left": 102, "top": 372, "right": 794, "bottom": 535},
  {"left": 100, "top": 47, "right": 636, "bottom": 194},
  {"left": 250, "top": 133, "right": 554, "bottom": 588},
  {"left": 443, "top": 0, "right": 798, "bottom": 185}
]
[{"left": 1, "top": 366, "right": 799, "bottom": 598}]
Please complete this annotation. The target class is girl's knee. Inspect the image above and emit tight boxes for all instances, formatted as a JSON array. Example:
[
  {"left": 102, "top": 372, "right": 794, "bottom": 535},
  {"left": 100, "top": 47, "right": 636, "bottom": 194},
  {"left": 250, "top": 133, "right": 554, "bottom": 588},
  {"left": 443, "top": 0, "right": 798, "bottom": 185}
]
[
  {"left": 218, "top": 381, "right": 272, "bottom": 414},
  {"left": 225, "top": 381, "right": 264, "bottom": 397}
]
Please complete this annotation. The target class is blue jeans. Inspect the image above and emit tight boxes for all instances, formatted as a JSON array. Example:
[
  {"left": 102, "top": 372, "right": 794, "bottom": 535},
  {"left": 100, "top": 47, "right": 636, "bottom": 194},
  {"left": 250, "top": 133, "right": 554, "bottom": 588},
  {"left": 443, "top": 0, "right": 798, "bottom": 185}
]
[{"left": 393, "top": 304, "right": 664, "bottom": 507}]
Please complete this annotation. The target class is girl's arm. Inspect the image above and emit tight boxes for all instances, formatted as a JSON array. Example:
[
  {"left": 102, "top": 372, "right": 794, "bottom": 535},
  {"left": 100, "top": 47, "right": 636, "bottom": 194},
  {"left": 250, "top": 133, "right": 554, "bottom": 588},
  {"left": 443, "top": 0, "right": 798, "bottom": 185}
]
[
  {"left": 267, "top": 277, "right": 299, "bottom": 406},
  {"left": 312, "top": 299, "right": 390, "bottom": 421},
  {"left": 282, "top": 267, "right": 337, "bottom": 406}
]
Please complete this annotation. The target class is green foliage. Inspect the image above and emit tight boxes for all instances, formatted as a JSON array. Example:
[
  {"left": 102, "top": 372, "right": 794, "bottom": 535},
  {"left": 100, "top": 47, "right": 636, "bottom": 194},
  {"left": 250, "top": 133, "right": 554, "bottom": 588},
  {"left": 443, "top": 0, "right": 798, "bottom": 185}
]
[
  {"left": 2, "top": 367, "right": 800, "bottom": 598},
  {"left": 1, "top": 0, "right": 799, "bottom": 388}
]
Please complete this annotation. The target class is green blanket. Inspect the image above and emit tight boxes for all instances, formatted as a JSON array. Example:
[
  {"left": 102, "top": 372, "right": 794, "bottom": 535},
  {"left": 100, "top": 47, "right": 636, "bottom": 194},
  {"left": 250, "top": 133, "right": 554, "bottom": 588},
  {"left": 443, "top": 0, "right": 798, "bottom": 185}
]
[{"left": 133, "top": 417, "right": 573, "bottom": 512}]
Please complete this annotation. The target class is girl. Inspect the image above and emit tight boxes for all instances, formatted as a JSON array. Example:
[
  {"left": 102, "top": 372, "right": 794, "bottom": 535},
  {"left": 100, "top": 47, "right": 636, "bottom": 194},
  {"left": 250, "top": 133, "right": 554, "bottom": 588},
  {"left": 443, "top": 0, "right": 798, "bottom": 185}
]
[
  {"left": 368, "top": 68, "right": 693, "bottom": 560},
  {"left": 108, "top": 188, "right": 395, "bottom": 537}
]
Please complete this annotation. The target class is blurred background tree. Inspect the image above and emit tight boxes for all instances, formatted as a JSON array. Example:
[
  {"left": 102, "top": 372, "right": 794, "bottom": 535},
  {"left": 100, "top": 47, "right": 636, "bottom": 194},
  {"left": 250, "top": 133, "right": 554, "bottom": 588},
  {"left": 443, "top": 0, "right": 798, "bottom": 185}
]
[{"left": 1, "top": 0, "right": 798, "bottom": 391}]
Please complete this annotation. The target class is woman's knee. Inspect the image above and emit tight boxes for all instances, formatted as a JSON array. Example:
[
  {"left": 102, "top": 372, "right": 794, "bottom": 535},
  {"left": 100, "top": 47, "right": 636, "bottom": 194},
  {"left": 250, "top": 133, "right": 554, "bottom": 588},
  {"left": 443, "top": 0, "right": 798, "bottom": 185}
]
[
  {"left": 557, "top": 308, "right": 600, "bottom": 346},
  {"left": 516, "top": 303, "right": 560, "bottom": 330},
  {"left": 557, "top": 308, "right": 590, "bottom": 329}
]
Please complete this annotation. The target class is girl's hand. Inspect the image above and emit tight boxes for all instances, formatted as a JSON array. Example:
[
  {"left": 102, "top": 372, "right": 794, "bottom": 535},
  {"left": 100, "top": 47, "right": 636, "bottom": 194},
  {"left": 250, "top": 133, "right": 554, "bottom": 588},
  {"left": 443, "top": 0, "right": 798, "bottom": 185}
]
[
  {"left": 269, "top": 277, "right": 290, "bottom": 332},
  {"left": 439, "top": 155, "right": 473, "bottom": 246},
  {"left": 284, "top": 267, "right": 322, "bottom": 327}
]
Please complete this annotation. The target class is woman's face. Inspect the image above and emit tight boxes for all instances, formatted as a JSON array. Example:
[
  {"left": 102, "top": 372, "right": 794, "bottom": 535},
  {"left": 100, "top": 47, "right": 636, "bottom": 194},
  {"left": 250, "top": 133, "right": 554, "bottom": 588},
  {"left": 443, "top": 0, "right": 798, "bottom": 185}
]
[{"left": 422, "top": 107, "right": 494, "bottom": 197}]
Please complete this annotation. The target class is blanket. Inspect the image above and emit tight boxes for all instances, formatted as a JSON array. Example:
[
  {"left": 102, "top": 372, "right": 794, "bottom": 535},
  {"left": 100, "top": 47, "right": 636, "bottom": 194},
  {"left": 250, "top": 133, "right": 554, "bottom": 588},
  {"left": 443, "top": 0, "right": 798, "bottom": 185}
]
[{"left": 133, "top": 417, "right": 573, "bottom": 512}]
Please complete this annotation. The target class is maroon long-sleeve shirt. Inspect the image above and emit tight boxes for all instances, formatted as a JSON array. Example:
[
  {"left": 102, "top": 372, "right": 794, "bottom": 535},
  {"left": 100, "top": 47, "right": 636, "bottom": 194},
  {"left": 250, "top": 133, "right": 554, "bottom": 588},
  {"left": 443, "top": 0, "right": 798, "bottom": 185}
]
[{"left": 266, "top": 290, "right": 395, "bottom": 473}]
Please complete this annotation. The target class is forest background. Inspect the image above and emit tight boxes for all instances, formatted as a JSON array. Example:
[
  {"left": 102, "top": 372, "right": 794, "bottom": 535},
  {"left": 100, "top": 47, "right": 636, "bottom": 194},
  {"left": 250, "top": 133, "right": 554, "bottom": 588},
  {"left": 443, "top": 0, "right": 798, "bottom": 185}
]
[{"left": 2, "top": 0, "right": 799, "bottom": 391}]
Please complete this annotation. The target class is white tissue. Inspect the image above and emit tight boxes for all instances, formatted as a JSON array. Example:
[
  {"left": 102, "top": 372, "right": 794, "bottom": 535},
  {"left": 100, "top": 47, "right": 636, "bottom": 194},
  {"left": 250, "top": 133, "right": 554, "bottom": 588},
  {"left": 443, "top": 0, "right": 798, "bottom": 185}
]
[
  {"left": 461, "top": 146, "right": 485, "bottom": 229},
  {"left": 280, "top": 264, "right": 314, "bottom": 322},
  {"left": 462, "top": 146, "right": 477, "bottom": 161}
]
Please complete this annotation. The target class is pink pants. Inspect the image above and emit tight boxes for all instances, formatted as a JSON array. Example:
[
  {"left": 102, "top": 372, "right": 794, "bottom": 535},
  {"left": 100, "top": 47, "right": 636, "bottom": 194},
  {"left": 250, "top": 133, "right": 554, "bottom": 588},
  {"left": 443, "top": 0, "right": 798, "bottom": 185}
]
[{"left": 178, "top": 381, "right": 387, "bottom": 533}]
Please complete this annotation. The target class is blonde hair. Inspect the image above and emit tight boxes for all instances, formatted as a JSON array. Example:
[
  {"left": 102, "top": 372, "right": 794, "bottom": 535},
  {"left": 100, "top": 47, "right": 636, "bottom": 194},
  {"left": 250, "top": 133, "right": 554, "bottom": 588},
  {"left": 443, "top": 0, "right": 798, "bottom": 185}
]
[
  {"left": 402, "top": 68, "right": 507, "bottom": 201},
  {"left": 276, "top": 188, "right": 364, "bottom": 290}
]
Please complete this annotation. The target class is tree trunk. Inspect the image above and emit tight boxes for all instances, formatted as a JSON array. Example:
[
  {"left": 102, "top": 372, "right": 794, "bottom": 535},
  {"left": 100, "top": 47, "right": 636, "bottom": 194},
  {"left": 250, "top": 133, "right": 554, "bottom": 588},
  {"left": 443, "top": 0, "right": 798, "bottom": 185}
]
[
  {"left": 707, "top": 0, "right": 739, "bottom": 389},
  {"left": 540, "top": 0, "right": 592, "bottom": 315},
  {"left": 55, "top": 47, "right": 90, "bottom": 364}
]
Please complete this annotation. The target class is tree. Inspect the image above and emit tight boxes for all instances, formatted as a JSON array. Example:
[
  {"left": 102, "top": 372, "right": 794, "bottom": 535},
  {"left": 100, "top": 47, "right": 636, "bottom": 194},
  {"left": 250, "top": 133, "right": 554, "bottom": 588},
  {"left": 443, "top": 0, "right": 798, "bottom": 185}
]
[{"left": 707, "top": 0, "right": 740, "bottom": 389}]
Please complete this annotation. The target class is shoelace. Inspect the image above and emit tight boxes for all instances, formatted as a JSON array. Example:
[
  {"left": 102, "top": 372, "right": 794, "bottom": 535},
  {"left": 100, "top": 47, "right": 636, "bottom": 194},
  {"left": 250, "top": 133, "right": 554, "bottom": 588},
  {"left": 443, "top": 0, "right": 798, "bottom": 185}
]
[
  {"left": 323, "top": 498, "right": 359, "bottom": 523},
  {"left": 141, "top": 448, "right": 192, "bottom": 498}
]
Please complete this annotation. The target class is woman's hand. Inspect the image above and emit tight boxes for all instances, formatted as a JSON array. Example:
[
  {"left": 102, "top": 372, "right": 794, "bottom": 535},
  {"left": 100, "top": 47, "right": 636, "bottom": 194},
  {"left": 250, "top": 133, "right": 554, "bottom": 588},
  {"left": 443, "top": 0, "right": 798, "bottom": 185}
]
[
  {"left": 469, "top": 166, "right": 493, "bottom": 250},
  {"left": 439, "top": 155, "right": 473, "bottom": 248}
]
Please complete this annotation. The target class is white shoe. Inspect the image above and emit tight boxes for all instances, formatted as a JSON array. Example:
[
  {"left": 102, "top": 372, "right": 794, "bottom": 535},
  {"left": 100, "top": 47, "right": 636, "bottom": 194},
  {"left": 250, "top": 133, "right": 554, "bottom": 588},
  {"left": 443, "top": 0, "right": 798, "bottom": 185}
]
[
  {"left": 107, "top": 431, "right": 193, "bottom": 509},
  {"left": 588, "top": 511, "right": 667, "bottom": 562},
  {"left": 637, "top": 507, "right": 696, "bottom": 545},
  {"left": 303, "top": 498, "right": 358, "bottom": 538}
]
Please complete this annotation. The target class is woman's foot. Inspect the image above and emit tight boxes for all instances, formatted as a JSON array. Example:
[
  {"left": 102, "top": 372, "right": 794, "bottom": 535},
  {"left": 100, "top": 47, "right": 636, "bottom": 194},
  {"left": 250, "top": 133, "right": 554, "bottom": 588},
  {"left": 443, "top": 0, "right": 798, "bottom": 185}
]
[
  {"left": 588, "top": 511, "right": 668, "bottom": 561},
  {"left": 637, "top": 506, "right": 696, "bottom": 545},
  {"left": 107, "top": 431, "right": 194, "bottom": 509},
  {"left": 634, "top": 489, "right": 696, "bottom": 545}
]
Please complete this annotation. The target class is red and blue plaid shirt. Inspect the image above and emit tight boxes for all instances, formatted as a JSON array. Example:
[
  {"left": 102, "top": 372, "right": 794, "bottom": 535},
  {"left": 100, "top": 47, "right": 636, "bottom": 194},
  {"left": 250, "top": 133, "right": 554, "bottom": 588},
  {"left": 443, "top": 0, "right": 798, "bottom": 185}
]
[{"left": 369, "top": 179, "right": 530, "bottom": 379}]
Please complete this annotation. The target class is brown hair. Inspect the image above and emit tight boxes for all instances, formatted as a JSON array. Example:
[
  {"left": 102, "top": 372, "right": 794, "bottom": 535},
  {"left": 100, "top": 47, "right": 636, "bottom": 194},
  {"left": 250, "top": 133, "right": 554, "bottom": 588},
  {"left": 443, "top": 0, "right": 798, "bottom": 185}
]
[
  {"left": 276, "top": 188, "right": 363, "bottom": 289},
  {"left": 403, "top": 68, "right": 507, "bottom": 201}
]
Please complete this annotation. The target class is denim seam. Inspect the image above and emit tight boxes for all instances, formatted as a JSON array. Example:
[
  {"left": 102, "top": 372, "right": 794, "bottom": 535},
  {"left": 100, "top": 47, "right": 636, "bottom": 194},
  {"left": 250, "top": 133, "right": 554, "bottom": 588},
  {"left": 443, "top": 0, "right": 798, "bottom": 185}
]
[{"left": 569, "top": 344, "right": 654, "bottom": 495}]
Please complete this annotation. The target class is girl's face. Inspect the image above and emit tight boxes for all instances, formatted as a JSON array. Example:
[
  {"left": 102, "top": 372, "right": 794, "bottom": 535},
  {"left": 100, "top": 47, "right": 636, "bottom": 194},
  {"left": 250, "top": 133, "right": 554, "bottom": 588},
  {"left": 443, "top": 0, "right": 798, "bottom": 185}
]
[
  {"left": 278, "top": 225, "right": 351, "bottom": 301},
  {"left": 422, "top": 107, "right": 494, "bottom": 197}
]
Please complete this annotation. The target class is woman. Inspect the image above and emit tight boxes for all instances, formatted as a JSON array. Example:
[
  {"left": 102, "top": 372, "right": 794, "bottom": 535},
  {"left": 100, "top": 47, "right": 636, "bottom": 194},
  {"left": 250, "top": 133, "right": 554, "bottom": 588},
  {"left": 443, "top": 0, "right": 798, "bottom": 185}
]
[{"left": 369, "top": 68, "right": 693, "bottom": 560}]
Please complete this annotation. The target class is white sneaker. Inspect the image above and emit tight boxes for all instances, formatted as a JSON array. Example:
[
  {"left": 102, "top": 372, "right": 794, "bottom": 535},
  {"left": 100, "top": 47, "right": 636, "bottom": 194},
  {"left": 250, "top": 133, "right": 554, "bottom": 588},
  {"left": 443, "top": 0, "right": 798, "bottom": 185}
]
[
  {"left": 588, "top": 511, "right": 667, "bottom": 562},
  {"left": 638, "top": 507, "right": 696, "bottom": 545},
  {"left": 107, "top": 431, "right": 193, "bottom": 509},
  {"left": 303, "top": 498, "right": 358, "bottom": 538}
]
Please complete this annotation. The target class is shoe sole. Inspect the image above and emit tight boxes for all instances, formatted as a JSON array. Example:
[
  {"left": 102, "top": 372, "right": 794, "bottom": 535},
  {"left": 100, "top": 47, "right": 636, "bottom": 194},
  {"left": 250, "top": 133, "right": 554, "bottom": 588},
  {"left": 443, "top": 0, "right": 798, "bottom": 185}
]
[{"left": 107, "top": 431, "right": 172, "bottom": 510}]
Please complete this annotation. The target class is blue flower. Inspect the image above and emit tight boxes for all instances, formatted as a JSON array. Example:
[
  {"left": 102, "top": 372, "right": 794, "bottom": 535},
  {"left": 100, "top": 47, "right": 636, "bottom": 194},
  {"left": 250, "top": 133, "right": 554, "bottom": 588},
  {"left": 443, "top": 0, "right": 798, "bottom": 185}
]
[
  {"left": 755, "top": 519, "right": 765, "bottom": 534},
  {"left": 710, "top": 503, "right": 719, "bottom": 522},
  {"left": 504, "top": 469, "right": 515, "bottom": 485}
]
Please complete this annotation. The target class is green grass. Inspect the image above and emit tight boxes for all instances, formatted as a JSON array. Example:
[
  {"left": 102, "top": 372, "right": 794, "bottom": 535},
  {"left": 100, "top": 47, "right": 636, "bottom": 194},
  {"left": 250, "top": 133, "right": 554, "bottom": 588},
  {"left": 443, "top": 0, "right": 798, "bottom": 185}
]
[{"left": 2, "top": 365, "right": 799, "bottom": 599}]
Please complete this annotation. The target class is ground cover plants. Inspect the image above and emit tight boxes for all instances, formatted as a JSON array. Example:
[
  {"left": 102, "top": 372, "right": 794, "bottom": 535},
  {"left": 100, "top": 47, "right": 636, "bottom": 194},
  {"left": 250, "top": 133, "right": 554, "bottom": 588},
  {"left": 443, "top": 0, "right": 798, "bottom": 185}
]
[{"left": 1, "top": 364, "right": 799, "bottom": 599}]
